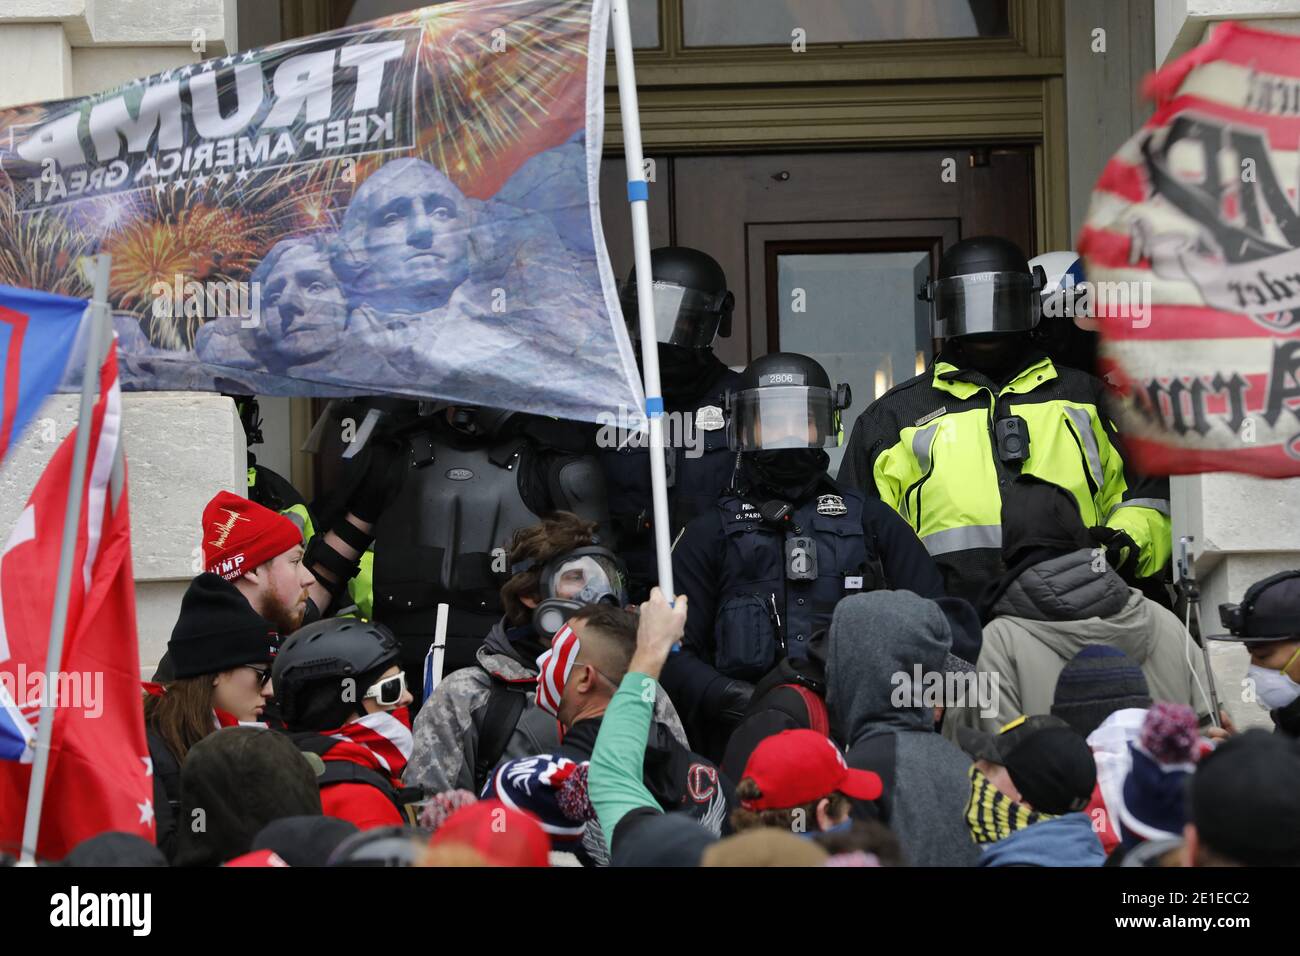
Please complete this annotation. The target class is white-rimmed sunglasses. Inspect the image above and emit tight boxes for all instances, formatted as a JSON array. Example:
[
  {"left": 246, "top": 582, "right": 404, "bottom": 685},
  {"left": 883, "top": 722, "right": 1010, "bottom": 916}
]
[{"left": 363, "top": 670, "right": 407, "bottom": 707}]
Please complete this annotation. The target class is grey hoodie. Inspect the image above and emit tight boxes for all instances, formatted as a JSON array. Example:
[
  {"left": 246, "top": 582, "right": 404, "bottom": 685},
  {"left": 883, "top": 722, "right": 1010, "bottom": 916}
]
[
  {"left": 946, "top": 549, "right": 1211, "bottom": 738},
  {"left": 406, "top": 619, "right": 687, "bottom": 795},
  {"left": 828, "top": 591, "right": 981, "bottom": 867}
]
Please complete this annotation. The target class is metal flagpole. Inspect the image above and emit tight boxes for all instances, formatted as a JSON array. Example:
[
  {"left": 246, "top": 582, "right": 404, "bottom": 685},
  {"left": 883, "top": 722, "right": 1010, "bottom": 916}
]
[
  {"left": 18, "top": 253, "right": 112, "bottom": 863},
  {"left": 610, "top": 0, "right": 674, "bottom": 600}
]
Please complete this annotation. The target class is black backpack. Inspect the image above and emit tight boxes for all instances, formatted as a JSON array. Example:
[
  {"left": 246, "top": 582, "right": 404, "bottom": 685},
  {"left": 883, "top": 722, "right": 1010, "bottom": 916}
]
[
  {"left": 290, "top": 731, "right": 426, "bottom": 825},
  {"left": 720, "top": 631, "right": 831, "bottom": 782},
  {"left": 471, "top": 677, "right": 533, "bottom": 793}
]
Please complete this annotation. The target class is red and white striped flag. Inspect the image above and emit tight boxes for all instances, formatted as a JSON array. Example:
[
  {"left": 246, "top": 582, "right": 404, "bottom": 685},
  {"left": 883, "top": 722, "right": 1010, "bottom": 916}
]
[
  {"left": 535, "top": 622, "right": 580, "bottom": 718},
  {"left": 0, "top": 340, "right": 154, "bottom": 860},
  {"left": 1080, "top": 21, "right": 1300, "bottom": 477}
]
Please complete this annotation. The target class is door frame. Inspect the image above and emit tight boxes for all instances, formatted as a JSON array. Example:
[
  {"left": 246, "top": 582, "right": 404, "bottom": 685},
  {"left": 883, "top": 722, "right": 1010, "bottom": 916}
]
[{"left": 749, "top": 224, "right": 958, "bottom": 360}]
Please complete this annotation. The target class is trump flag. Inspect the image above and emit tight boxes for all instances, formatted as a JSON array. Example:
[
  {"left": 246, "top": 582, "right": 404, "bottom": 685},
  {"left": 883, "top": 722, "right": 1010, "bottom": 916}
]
[
  {"left": 0, "top": 284, "right": 85, "bottom": 465},
  {"left": 1081, "top": 21, "right": 1300, "bottom": 477},
  {"left": 0, "top": 0, "right": 642, "bottom": 424},
  {"left": 0, "top": 341, "right": 154, "bottom": 860}
]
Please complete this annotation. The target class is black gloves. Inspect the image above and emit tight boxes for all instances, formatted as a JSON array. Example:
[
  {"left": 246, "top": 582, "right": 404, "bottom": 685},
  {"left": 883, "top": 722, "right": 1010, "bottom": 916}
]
[
  {"left": 1089, "top": 525, "right": 1140, "bottom": 581},
  {"left": 348, "top": 440, "right": 406, "bottom": 524},
  {"left": 715, "top": 678, "right": 756, "bottom": 726}
]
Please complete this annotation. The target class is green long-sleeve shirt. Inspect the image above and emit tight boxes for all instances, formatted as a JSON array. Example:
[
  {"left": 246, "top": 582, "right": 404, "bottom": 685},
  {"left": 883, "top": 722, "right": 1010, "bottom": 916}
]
[{"left": 589, "top": 671, "right": 662, "bottom": 841}]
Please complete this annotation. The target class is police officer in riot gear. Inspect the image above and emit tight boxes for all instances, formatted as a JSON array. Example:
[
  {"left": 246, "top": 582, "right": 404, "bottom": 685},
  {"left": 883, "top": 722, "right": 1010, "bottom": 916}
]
[
  {"left": 840, "top": 236, "right": 1172, "bottom": 605},
  {"left": 600, "top": 246, "right": 743, "bottom": 600},
  {"left": 341, "top": 400, "right": 611, "bottom": 703},
  {"left": 662, "top": 352, "right": 945, "bottom": 757}
]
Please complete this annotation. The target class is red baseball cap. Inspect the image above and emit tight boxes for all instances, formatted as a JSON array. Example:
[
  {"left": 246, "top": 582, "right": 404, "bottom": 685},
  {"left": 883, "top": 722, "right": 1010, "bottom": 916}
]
[
  {"left": 428, "top": 799, "right": 552, "bottom": 867},
  {"left": 202, "top": 490, "right": 302, "bottom": 581},
  {"left": 741, "top": 730, "right": 883, "bottom": 810}
]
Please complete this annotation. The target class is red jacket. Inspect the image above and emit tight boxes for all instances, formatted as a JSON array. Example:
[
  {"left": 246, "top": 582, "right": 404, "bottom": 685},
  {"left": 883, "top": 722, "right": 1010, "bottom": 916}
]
[{"left": 317, "top": 737, "right": 404, "bottom": 830}]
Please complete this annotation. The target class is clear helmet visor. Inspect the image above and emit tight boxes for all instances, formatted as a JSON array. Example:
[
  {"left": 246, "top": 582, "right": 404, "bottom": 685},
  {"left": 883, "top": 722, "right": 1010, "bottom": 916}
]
[
  {"left": 930, "top": 271, "right": 1042, "bottom": 338},
  {"left": 545, "top": 554, "right": 627, "bottom": 605},
  {"left": 621, "top": 280, "right": 724, "bottom": 348},
  {"left": 728, "top": 386, "right": 840, "bottom": 451}
]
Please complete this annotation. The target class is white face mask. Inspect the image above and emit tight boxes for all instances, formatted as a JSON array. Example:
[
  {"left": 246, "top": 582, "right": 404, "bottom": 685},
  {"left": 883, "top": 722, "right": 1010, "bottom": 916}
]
[{"left": 1248, "top": 664, "right": 1300, "bottom": 711}]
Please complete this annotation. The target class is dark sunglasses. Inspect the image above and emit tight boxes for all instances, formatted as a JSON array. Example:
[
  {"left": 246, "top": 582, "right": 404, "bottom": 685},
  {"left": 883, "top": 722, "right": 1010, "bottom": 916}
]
[{"left": 243, "top": 664, "right": 273, "bottom": 688}]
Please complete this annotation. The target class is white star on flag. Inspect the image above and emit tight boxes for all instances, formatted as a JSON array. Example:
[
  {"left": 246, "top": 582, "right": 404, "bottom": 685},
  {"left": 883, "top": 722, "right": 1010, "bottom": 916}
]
[
  {"left": 202, "top": 60, "right": 214, "bottom": 72},
  {"left": 241, "top": 50, "right": 256, "bottom": 62},
  {"left": 222, "top": 55, "right": 235, "bottom": 67},
  {"left": 138, "top": 799, "right": 154, "bottom": 826},
  {"left": 142, "top": 756, "right": 153, "bottom": 777}
]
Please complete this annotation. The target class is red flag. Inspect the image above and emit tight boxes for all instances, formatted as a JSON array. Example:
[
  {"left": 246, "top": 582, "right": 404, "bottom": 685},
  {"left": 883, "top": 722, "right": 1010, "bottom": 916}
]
[
  {"left": 0, "top": 340, "right": 154, "bottom": 860},
  {"left": 1080, "top": 21, "right": 1300, "bottom": 477}
]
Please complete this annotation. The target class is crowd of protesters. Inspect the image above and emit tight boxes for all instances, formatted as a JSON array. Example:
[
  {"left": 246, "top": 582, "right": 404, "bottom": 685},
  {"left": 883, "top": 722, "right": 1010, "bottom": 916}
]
[{"left": 21, "top": 474, "right": 1298, "bottom": 869}]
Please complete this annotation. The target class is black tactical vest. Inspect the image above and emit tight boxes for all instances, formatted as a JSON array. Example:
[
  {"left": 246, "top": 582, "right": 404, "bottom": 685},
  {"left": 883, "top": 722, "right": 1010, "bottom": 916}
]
[{"left": 709, "top": 486, "right": 884, "bottom": 681}]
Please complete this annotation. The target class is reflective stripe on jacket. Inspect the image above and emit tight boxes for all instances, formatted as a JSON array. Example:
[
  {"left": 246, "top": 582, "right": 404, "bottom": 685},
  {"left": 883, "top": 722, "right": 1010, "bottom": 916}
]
[{"left": 839, "top": 353, "right": 1170, "bottom": 603}]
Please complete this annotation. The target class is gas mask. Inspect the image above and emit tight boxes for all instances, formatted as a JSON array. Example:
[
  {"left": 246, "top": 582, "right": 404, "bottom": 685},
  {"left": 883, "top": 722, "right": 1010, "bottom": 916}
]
[{"left": 529, "top": 547, "right": 629, "bottom": 642}]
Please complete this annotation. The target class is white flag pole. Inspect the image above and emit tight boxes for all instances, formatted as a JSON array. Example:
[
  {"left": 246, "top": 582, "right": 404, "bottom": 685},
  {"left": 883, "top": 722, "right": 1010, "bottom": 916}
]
[
  {"left": 19, "top": 253, "right": 112, "bottom": 863},
  {"left": 610, "top": 0, "right": 674, "bottom": 600}
]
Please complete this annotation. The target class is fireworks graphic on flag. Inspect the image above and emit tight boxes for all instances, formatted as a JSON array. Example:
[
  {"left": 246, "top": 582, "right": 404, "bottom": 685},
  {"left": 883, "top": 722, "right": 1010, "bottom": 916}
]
[{"left": 0, "top": 0, "right": 595, "bottom": 350}]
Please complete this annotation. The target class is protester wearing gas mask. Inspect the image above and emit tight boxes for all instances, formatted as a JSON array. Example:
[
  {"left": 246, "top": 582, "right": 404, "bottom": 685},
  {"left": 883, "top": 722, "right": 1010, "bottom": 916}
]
[
  {"left": 1206, "top": 570, "right": 1300, "bottom": 739},
  {"left": 838, "top": 237, "right": 1171, "bottom": 606},
  {"left": 661, "top": 352, "right": 944, "bottom": 760},
  {"left": 404, "top": 513, "right": 685, "bottom": 795}
]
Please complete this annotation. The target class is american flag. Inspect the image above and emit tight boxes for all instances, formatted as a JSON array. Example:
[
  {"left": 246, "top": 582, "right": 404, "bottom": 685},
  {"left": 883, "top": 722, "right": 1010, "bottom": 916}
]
[{"left": 1079, "top": 20, "right": 1300, "bottom": 478}]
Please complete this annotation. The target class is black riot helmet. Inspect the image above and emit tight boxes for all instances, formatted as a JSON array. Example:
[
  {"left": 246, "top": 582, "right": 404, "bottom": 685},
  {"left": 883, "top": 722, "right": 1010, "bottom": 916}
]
[
  {"left": 620, "top": 246, "right": 734, "bottom": 348},
  {"left": 271, "top": 618, "right": 402, "bottom": 731},
  {"left": 919, "top": 237, "right": 1047, "bottom": 340},
  {"left": 725, "top": 352, "right": 852, "bottom": 452}
]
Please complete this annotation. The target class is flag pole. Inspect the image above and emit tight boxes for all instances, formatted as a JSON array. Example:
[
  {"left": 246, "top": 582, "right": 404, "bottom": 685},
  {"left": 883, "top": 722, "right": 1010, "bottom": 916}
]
[
  {"left": 18, "top": 253, "right": 112, "bottom": 863},
  {"left": 610, "top": 0, "right": 674, "bottom": 600}
]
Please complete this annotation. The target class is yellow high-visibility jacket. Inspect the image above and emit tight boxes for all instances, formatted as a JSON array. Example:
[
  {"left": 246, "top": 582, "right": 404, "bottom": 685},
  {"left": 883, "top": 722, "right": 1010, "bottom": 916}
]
[{"left": 838, "top": 353, "right": 1171, "bottom": 604}]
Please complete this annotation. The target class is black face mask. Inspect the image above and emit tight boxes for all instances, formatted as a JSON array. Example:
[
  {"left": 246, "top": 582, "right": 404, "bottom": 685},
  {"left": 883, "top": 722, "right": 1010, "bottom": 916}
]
[
  {"left": 950, "top": 333, "right": 1035, "bottom": 386},
  {"left": 743, "top": 449, "right": 829, "bottom": 502},
  {"left": 651, "top": 344, "right": 721, "bottom": 408}
]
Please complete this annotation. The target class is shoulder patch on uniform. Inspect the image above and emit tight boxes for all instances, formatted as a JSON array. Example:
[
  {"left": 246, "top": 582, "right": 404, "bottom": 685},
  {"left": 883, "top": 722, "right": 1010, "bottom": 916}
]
[
  {"left": 914, "top": 406, "right": 947, "bottom": 428},
  {"left": 817, "top": 494, "right": 848, "bottom": 516}
]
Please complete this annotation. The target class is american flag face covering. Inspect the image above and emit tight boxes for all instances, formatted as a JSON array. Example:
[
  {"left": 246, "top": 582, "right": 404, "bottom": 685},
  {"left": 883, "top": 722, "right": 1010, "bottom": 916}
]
[{"left": 535, "top": 623, "right": 580, "bottom": 718}]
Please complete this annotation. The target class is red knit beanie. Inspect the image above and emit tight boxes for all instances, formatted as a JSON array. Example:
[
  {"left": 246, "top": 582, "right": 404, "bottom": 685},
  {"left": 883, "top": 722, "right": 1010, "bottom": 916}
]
[{"left": 202, "top": 491, "right": 302, "bottom": 581}]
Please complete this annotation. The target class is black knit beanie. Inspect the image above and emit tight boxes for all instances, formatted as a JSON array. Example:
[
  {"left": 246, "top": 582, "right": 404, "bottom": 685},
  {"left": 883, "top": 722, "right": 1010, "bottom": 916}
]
[{"left": 168, "top": 573, "right": 280, "bottom": 679}]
